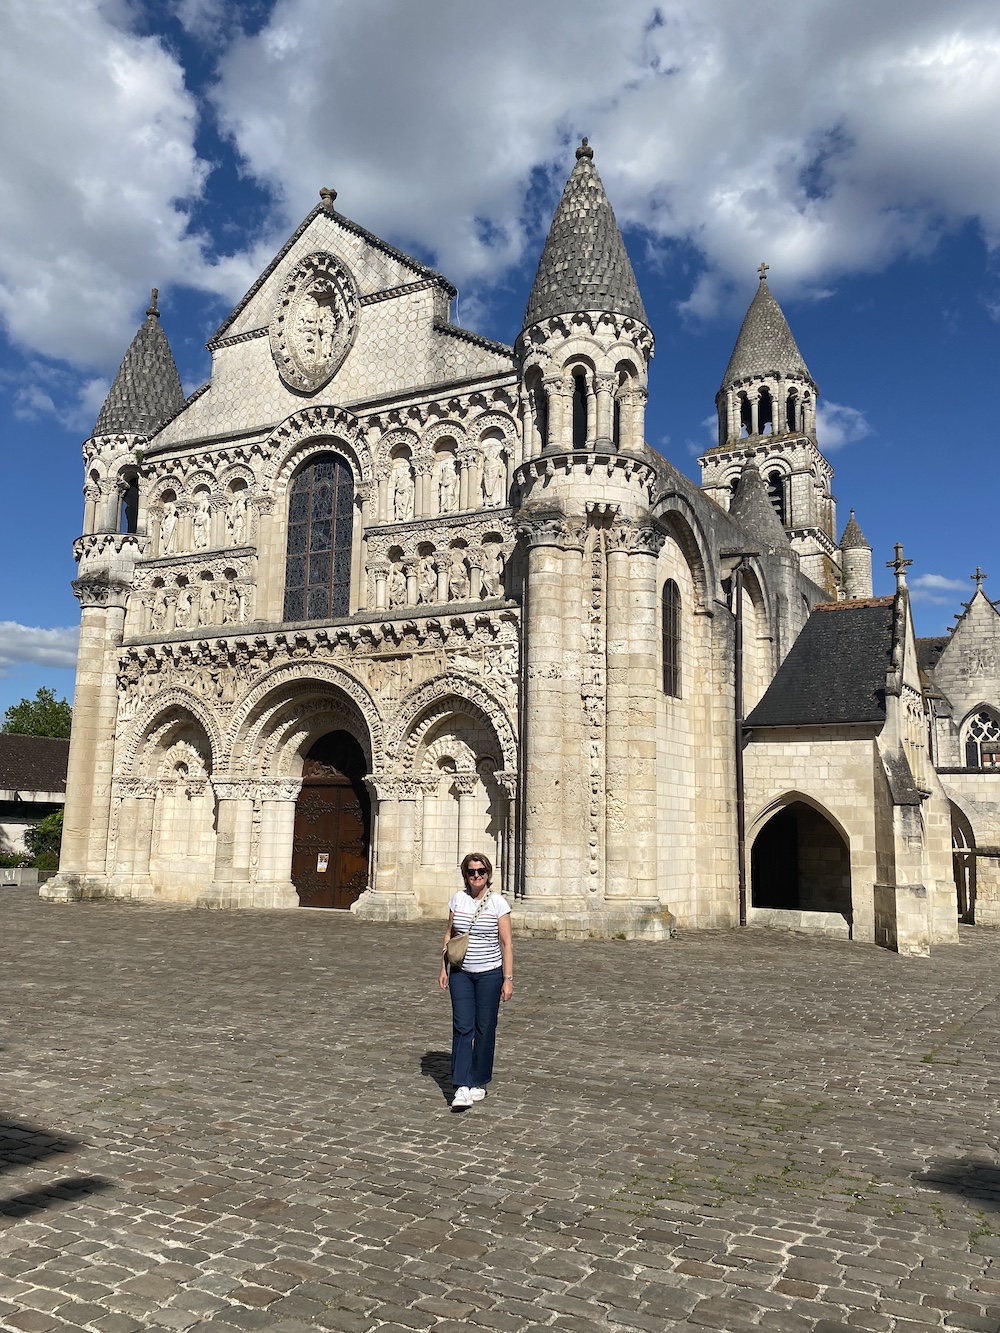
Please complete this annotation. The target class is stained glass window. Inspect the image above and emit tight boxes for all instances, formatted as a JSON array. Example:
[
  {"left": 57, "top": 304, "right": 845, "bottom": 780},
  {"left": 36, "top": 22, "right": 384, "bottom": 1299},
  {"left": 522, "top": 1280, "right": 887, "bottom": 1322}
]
[
  {"left": 965, "top": 709, "right": 1000, "bottom": 769},
  {"left": 283, "top": 453, "right": 354, "bottom": 623}
]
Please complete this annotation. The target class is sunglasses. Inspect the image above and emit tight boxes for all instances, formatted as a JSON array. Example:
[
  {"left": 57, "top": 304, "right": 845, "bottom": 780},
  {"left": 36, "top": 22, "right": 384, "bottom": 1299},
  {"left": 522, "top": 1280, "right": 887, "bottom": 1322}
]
[{"left": 465, "top": 868, "right": 487, "bottom": 878}]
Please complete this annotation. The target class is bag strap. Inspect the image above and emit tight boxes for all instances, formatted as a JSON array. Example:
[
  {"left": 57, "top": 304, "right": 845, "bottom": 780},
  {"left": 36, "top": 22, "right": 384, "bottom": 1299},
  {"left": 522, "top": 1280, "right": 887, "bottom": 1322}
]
[{"left": 465, "top": 890, "right": 494, "bottom": 931}]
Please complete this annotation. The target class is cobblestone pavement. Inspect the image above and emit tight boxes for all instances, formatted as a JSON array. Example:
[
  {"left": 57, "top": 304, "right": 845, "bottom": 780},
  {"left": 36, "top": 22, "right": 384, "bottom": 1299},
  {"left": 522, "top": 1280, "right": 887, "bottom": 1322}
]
[{"left": 3, "top": 891, "right": 1000, "bottom": 1333}]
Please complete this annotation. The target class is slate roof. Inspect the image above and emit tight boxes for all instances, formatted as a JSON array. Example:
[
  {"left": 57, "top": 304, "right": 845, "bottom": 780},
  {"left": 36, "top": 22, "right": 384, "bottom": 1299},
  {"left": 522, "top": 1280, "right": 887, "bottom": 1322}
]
[
  {"left": 916, "top": 636, "right": 949, "bottom": 675},
  {"left": 729, "top": 462, "right": 790, "bottom": 551},
  {"left": 523, "top": 141, "right": 648, "bottom": 329},
  {"left": 93, "top": 294, "right": 186, "bottom": 438},
  {"left": 720, "top": 277, "right": 813, "bottom": 391},
  {"left": 0, "top": 735, "right": 70, "bottom": 794},
  {"left": 839, "top": 509, "right": 870, "bottom": 550},
  {"left": 745, "top": 599, "right": 895, "bottom": 728}
]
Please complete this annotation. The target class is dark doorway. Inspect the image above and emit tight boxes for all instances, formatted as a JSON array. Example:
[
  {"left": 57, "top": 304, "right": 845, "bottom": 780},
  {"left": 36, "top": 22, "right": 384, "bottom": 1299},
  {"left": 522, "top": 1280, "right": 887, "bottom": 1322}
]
[
  {"left": 291, "top": 731, "right": 370, "bottom": 908},
  {"left": 951, "top": 804, "right": 976, "bottom": 924},
  {"left": 751, "top": 801, "right": 851, "bottom": 920}
]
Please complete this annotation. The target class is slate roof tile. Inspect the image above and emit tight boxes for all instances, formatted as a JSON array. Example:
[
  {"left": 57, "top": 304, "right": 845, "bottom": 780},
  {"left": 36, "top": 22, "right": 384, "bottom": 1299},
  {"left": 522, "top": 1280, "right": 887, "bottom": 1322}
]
[
  {"left": 93, "top": 295, "right": 185, "bottom": 438},
  {"left": 745, "top": 599, "right": 895, "bottom": 728},
  {"left": 721, "top": 278, "right": 813, "bottom": 391},
  {"left": 0, "top": 735, "right": 70, "bottom": 793}
]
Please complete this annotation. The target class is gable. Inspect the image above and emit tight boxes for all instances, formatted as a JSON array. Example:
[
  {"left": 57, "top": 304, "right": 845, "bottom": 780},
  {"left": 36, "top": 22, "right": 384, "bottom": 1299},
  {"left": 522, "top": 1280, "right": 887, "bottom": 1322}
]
[{"left": 931, "top": 590, "right": 1000, "bottom": 719}]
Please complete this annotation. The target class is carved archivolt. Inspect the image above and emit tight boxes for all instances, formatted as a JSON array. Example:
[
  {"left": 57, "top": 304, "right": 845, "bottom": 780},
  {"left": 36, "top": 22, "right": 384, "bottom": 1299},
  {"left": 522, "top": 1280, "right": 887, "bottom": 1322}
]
[
  {"left": 263, "top": 405, "right": 373, "bottom": 492},
  {"left": 375, "top": 429, "right": 420, "bottom": 468},
  {"left": 121, "top": 690, "right": 224, "bottom": 778},
  {"left": 388, "top": 673, "right": 517, "bottom": 773},
  {"left": 422, "top": 420, "right": 468, "bottom": 453},
  {"left": 226, "top": 661, "right": 384, "bottom": 775}
]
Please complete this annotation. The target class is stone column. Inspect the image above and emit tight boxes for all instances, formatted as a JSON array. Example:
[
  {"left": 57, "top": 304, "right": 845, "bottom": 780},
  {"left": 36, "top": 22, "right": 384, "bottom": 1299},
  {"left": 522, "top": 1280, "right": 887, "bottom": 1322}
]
[
  {"left": 255, "top": 778, "right": 301, "bottom": 907},
  {"left": 129, "top": 785, "right": 157, "bottom": 900},
  {"left": 83, "top": 483, "right": 100, "bottom": 536},
  {"left": 453, "top": 773, "right": 480, "bottom": 863},
  {"left": 414, "top": 457, "right": 435, "bottom": 519},
  {"left": 543, "top": 377, "right": 566, "bottom": 452},
  {"left": 371, "top": 558, "right": 389, "bottom": 611},
  {"left": 595, "top": 373, "right": 615, "bottom": 449},
  {"left": 518, "top": 512, "right": 570, "bottom": 902},
  {"left": 495, "top": 770, "right": 518, "bottom": 897},
  {"left": 749, "top": 392, "right": 759, "bottom": 438},
  {"left": 403, "top": 556, "right": 419, "bottom": 606},
  {"left": 625, "top": 522, "right": 666, "bottom": 899},
  {"left": 352, "top": 775, "right": 421, "bottom": 921},
  {"left": 604, "top": 525, "right": 632, "bottom": 900},
  {"left": 458, "top": 445, "right": 477, "bottom": 511},
  {"left": 209, "top": 494, "right": 227, "bottom": 549},
  {"left": 559, "top": 519, "right": 588, "bottom": 889},
  {"left": 210, "top": 779, "right": 256, "bottom": 907},
  {"left": 43, "top": 574, "right": 129, "bottom": 901},
  {"left": 251, "top": 495, "right": 276, "bottom": 620},
  {"left": 631, "top": 386, "right": 648, "bottom": 450},
  {"left": 434, "top": 557, "right": 450, "bottom": 604},
  {"left": 467, "top": 551, "right": 483, "bottom": 602}
]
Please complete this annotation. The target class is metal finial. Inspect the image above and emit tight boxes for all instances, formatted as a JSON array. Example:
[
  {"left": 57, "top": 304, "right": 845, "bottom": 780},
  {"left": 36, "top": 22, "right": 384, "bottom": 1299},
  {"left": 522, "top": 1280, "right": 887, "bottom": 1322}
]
[
  {"left": 576, "top": 137, "right": 594, "bottom": 160},
  {"left": 757, "top": 262, "right": 769, "bottom": 282},
  {"left": 319, "top": 186, "right": 338, "bottom": 207},
  {"left": 972, "top": 566, "right": 987, "bottom": 591},
  {"left": 146, "top": 287, "right": 159, "bottom": 317},
  {"left": 886, "top": 541, "right": 913, "bottom": 591}
]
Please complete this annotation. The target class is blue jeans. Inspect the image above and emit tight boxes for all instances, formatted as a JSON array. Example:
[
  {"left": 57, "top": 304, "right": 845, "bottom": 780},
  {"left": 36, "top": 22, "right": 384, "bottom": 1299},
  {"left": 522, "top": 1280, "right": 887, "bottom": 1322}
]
[{"left": 449, "top": 966, "right": 503, "bottom": 1088}]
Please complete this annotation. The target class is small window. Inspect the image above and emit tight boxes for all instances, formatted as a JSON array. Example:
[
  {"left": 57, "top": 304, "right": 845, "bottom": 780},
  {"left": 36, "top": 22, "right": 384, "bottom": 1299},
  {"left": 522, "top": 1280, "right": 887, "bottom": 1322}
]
[
  {"left": 662, "top": 579, "right": 681, "bottom": 697},
  {"left": 572, "top": 369, "right": 588, "bottom": 450},
  {"left": 119, "top": 476, "right": 139, "bottom": 534},
  {"left": 965, "top": 709, "right": 1000, "bottom": 768},
  {"left": 766, "top": 470, "right": 786, "bottom": 524}
]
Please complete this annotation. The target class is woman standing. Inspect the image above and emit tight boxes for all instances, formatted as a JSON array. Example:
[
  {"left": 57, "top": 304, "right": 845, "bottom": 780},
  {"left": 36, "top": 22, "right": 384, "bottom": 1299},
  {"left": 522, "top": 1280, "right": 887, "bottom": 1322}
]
[{"left": 439, "top": 852, "right": 514, "bottom": 1108}]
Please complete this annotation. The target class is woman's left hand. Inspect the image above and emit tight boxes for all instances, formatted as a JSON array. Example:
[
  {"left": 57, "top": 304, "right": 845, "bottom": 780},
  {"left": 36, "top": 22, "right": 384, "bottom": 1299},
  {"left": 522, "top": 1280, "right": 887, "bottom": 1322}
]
[{"left": 501, "top": 978, "right": 514, "bottom": 1003}]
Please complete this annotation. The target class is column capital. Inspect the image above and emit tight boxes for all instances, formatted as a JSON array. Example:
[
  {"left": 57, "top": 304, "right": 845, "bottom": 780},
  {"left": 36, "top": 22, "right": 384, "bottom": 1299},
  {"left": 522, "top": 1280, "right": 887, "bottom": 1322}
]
[
  {"left": 451, "top": 772, "right": 479, "bottom": 797},
  {"left": 73, "top": 572, "right": 130, "bottom": 608},
  {"left": 258, "top": 777, "right": 302, "bottom": 801},
  {"left": 609, "top": 518, "right": 665, "bottom": 557},
  {"left": 211, "top": 777, "right": 257, "bottom": 801},
  {"left": 494, "top": 770, "right": 518, "bottom": 798},
  {"left": 365, "top": 773, "right": 420, "bottom": 801},
  {"left": 517, "top": 509, "right": 570, "bottom": 550},
  {"left": 413, "top": 456, "right": 436, "bottom": 477}
]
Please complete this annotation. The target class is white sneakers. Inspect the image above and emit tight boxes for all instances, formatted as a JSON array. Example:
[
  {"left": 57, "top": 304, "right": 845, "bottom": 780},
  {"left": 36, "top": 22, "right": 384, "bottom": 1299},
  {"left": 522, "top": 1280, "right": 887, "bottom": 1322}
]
[{"left": 451, "top": 1085, "right": 488, "bottom": 1108}]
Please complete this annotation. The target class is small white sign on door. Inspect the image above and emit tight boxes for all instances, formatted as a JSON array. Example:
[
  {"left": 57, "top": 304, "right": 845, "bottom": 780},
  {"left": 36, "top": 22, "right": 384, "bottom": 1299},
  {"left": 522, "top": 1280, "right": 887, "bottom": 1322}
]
[{"left": 316, "top": 852, "right": 329, "bottom": 873}]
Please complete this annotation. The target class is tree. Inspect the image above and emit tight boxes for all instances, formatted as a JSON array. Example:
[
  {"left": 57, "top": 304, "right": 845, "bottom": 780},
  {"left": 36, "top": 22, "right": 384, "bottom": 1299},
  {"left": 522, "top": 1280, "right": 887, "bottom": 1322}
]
[
  {"left": 1, "top": 687, "right": 72, "bottom": 738},
  {"left": 24, "top": 811, "right": 63, "bottom": 873}
]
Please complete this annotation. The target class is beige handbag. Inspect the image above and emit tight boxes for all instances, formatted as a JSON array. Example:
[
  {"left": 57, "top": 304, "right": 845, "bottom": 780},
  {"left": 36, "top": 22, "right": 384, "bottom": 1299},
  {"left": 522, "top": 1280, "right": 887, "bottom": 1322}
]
[{"left": 445, "top": 891, "right": 493, "bottom": 969}]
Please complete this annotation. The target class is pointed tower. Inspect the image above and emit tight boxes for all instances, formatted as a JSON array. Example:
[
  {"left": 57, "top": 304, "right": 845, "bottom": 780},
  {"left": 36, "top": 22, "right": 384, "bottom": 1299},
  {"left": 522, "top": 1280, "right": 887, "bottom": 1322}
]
[
  {"left": 699, "top": 266, "right": 838, "bottom": 594},
  {"left": 44, "top": 291, "right": 186, "bottom": 903},
  {"left": 513, "top": 141, "right": 670, "bottom": 938},
  {"left": 839, "top": 509, "right": 873, "bottom": 599}
]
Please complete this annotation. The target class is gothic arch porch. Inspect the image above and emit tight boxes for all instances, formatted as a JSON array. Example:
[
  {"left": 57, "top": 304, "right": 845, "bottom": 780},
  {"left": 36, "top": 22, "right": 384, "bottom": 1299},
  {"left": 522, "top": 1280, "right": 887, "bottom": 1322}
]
[
  {"left": 291, "top": 731, "right": 371, "bottom": 908},
  {"left": 749, "top": 799, "right": 853, "bottom": 934},
  {"left": 951, "top": 802, "right": 977, "bottom": 924}
]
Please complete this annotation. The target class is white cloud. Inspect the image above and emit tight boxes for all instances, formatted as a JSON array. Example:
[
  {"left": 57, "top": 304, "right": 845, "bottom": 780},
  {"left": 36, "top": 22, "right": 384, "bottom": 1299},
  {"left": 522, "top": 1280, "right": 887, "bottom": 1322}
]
[
  {"left": 816, "top": 401, "right": 871, "bottom": 451},
  {"left": 211, "top": 0, "right": 1000, "bottom": 311},
  {"left": 0, "top": 623, "right": 79, "bottom": 672},
  {"left": 5, "top": 0, "right": 1000, "bottom": 371},
  {"left": 910, "top": 573, "right": 971, "bottom": 604}
]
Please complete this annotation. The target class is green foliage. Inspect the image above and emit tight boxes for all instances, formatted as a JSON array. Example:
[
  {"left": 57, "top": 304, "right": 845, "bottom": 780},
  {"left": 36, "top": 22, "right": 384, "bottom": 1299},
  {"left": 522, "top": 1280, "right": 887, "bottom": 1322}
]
[
  {"left": 0, "top": 852, "right": 32, "bottom": 869},
  {"left": 1, "top": 687, "right": 72, "bottom": 738},
  {"left": 24, "top": 811, "right": 63, "bottom": 862}
]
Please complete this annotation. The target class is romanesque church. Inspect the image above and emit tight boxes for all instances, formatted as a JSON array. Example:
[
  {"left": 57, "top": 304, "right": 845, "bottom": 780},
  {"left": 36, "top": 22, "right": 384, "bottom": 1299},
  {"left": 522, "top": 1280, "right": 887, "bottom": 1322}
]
[{"left": 44, "top": 141, "right": 1000, "bottom": 955}]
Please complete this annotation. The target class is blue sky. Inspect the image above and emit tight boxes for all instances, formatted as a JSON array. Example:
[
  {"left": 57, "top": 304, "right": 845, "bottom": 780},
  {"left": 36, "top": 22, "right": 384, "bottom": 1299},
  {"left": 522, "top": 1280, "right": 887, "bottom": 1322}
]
[{"left": 2, "top": 0, "right": 999, "bottom": 718}]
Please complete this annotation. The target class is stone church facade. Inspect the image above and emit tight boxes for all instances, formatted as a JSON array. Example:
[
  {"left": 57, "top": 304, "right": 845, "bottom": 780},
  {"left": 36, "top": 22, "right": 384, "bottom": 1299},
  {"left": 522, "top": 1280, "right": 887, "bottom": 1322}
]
[{"left": 43, "top": 142, "right": 1000, "bottom": 955}]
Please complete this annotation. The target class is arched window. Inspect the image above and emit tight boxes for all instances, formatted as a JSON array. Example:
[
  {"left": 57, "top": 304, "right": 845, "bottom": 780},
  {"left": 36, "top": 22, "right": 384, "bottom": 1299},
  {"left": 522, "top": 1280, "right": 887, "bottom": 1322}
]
[
  {"left": 739, "top": 393, "right": 752, "bottom": 438},
  {"left": 766, "top": 470, "right": 786, "bottom": 524},
  {"left": 786, "top": 392, "right": 798, "bottom": 432},
  {"left": 118, "top": 475, "right": 139, "bottom": 534},
  {"left": 965, "top": 709, "right": 1000, "bottom": 769},
  {"left": 571, "top": 369, "right": 588, "bottom": 450},
  {"left": 284, "top": 452, "right": 354, "bottom": 623},
  {"left": 662, "top": 579, "right": 681, "bottom": 697},
  {"left": 758, "top": 386, "right": 773, "bottom": 434}
]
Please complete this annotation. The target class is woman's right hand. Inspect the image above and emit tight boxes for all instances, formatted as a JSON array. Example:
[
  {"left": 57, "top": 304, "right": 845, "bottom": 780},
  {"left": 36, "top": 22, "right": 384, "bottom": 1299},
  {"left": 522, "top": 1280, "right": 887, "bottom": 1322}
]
[{"left": 438, "top": 962, "right": 449, "bottom": 990}]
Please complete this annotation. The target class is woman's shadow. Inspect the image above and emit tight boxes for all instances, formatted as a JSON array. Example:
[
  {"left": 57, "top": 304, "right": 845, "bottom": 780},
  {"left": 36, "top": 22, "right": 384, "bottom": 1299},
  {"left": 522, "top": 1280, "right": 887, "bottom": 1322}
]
[{"left": 420, "top": 1051, "right": 455, "bottom": 1106}]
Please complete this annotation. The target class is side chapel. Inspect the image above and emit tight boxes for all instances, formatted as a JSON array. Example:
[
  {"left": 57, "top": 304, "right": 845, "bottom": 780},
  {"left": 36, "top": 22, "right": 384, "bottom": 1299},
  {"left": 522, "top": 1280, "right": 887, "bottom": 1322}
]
[{"left": 43, "top": 141, "right": 1000, "bottom": 955}]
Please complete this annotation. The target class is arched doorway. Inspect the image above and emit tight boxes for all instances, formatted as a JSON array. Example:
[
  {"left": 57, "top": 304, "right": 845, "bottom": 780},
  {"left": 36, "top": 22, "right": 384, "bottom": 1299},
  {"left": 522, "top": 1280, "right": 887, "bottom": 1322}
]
[
  {"left": 291, "top": 731, "right": 370, "bottom": 908},
  {"left": 951, "top": 803, "right": 976, "bottom": 924},
  {"left": 751, "top": 801, "right": 852, "bottom": 921}
]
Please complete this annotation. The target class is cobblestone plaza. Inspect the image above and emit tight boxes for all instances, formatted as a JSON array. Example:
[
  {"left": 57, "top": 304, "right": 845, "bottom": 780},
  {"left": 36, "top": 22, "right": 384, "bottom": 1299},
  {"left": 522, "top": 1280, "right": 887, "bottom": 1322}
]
[{"left": 3, "top": 890, "right": 1000, "bottom": 1332}]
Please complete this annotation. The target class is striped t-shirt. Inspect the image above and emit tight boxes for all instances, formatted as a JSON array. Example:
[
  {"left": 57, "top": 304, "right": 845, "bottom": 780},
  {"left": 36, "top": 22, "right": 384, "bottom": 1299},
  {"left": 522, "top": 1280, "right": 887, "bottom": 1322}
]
[{"left": 448, "top": 890, "right": 511, "bottom": 972}]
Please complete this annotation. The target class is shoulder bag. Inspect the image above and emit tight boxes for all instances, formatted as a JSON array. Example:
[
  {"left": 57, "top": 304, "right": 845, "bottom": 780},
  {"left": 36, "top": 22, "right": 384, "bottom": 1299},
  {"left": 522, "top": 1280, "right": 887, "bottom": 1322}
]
[{"left": 445, "top": 891, "right": 494, "bottom": 969}]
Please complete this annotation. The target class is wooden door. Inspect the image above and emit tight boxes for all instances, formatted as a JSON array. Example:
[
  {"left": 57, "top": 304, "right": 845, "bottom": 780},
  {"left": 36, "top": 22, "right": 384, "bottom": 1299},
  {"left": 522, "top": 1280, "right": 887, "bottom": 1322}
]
[{"left": 291, "top": 759, "right": 369, "bottom": 908}]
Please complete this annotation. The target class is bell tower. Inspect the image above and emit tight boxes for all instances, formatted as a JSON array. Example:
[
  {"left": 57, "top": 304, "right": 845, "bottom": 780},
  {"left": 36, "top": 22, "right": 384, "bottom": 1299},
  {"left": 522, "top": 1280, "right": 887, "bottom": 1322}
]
[{"left": 699, "top": 266, "right": 838, "bottom": 594}]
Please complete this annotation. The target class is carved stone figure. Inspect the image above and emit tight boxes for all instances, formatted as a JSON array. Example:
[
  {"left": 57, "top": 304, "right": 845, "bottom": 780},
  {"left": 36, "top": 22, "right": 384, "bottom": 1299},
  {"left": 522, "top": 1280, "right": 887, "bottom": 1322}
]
[
  {"left": 437, "top": 457, "right": 458, "bottom": 514},
  {"left": 224, "top": 581, "right": 243, "bottom": 624},
  {"left": 481, "top": 545, "right": 503, "bottom": 599},
  {"left": 198, "top": 579, "right": 216, "bottom": 627},
  {"left": 160, "top": 503, "right": 177, "bottom": 554},
  {"left": 481, "top": 442, "right": 506, "bottom": 507},
  {"left": 173, "top": 586, "right": 193, "bottom": 629},
  {"left": 448, "top": 552, "right": 470, "bottom": 602},
  {"left": 193, "top": 496, "right": 211, "bottom": 550},
  {"left": 150, "top": 585, "right": 168, "bottom": 632},
  {"left": 389, "top": 459, "right": 415, "bottom": 523},
  {"left": 388, "top": 562, "right": 407, "bottom": 609},
  {"left": 417, "top": 556, "right": 437, "bottom": 605},
  {"left": 227, "top": 493, "right": 248, "bottom": 546}
]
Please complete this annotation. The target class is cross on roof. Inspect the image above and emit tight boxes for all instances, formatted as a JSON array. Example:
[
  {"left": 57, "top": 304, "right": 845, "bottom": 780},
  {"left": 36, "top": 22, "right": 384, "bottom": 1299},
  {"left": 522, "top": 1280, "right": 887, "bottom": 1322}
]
[
  {"left": 886, "top": 541, "right": 913, "bottom": 590},
  {"left": 757, "top": 262, "right": 769, "bottom": 282},
  {"left": 972, "top": 566, "right": 987, "bottom": 591}
]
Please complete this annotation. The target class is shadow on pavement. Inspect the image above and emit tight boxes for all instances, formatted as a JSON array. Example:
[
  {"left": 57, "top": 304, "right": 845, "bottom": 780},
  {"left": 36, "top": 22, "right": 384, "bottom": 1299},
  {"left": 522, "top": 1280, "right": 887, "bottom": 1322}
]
[
  {"left": 420, "top": 1050, "right": 453, "bottom": 1103},
  {"left": 916, "top": 1158, "right": 1000, "bottom": 1210},
  {"left": 0, "top": 1175, "right": 113, "bottom": 1219},
  {"left": 0, "top": 1119, "right": 80, "bottom": 1176}
]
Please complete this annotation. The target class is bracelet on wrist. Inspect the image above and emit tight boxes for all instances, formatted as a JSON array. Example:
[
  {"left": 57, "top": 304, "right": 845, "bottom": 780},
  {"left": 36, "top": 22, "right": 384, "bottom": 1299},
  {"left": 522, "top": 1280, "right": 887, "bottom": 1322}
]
[{"left": 504, "top": 974, "right": 513, "bottom": 980}]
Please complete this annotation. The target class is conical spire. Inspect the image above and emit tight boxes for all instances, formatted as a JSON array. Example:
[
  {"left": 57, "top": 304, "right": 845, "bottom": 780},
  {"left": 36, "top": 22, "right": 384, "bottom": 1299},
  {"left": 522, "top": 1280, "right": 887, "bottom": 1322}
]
[
  {"left": 840, "top": 509, "right": 870, "bottom": 550},
  {"left": 729, "top": 461, "right": 791, "bottom": 550},
  {"left": 523, "top": 139, "right": 647, "bottom": 330},
  {"left": 720, "top": 269, "right": 812, "bottom": 391},
  {"left": 93, "top": 289, "right": 185, "bottom": 437}
]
